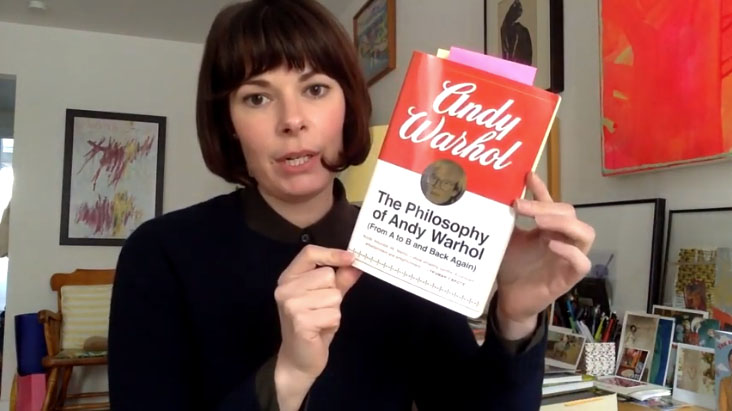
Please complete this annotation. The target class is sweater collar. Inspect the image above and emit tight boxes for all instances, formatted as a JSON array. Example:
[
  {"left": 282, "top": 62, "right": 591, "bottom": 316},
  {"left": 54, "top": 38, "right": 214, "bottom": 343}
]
[{"left": 240, "top": 178, "right": 359, "bottom": 249}]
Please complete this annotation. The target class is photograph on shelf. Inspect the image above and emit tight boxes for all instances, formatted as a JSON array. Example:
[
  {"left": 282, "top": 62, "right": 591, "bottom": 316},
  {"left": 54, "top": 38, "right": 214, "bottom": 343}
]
[
  {"left": 573, "top": 199, "right": 666, "bottom": 317},
  {"left": 616, "top": 312, "right": 674, "bottom": 385},
  {"left": 617, "top": 348, "right": 648, "bottom": 381},
  {"left": 652, "top": 305, "right": 709, "bottom": 345},
  {"left": 545, "top": 326, "right": 587, "bottom": 370},
  {"left": 715, "top": 330, "right": 732, "bottom": 411},
  {"left": 673, "top": 343, "right": 715, "bottom": 409},
  {"left": 697, "top": 319, "right": 721, "bottom": 349}
]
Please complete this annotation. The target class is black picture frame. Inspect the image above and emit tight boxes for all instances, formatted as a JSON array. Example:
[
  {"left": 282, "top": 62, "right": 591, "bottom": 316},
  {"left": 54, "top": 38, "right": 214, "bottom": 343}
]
[
  {"left": 60, "top": 109, "right": 165, "bottom": 246},
  {"left": 573, "top": 199, "right": 666, "bottom": 314},
  {"left": 484, "top": 0, "right": 564, "bottom": 92},
  {"left": 661, "top": 207, "right": 732, "bottom": 306}
]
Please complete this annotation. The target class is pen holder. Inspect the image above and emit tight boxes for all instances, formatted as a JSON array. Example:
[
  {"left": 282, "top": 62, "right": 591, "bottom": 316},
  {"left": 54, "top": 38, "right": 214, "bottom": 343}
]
[{"left": 580, "top": 342, "right": 615, "bottom": 377}]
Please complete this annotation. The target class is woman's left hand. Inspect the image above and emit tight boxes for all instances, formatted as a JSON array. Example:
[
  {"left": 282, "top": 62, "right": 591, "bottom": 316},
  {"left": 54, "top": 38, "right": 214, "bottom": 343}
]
[{"left": 496, "top": 172, "right": 595, "bottom": 340}]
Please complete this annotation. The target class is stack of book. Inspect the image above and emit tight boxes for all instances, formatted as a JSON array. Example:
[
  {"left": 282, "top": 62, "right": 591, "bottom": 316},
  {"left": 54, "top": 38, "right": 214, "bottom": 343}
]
[
  {"left": 541, "top": 389, "right": 618, "bottom": 410},
  {"left": 593, "top": 376, "right": 671, "bottom": 401},
  {"left": 542, "top": 371, "right": 594, "bottom": 397}
]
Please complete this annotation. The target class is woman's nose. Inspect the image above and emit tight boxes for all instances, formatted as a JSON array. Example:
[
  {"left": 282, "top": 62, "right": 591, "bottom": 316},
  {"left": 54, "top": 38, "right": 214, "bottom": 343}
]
[{"left": 277, "top": 95, "right": 307, "bottom": 136}]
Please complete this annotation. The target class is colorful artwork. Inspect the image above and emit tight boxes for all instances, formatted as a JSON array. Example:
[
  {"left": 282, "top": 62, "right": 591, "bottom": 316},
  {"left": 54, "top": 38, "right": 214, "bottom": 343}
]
[
  {"left": 673, "top": 248, "right": 716, "bottom": 313},
  {"left": 353, "top": 0, "right": 395, "bottom": 85},
  {"left": 60, "top": 109, "right": 165, "bottom": 246},
  {"left": 545, "top": 326, "right": 587, "bottom": 370},
  {"left": 601, "top": 1, "right": 732, "bottom": 175},
  {"left": 617, "top": 312, "right": 675, "bottom": 385},
  {"left": 673, "top": 344, "right": 716, "bottom": 409},
  {"left": 653, "top": 305, "right": 709, "bottom": 345}
]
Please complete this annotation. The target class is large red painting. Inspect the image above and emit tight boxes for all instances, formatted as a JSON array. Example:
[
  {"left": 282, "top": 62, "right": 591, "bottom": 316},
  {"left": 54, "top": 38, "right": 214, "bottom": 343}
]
[{"left": 601, "top": 1, "right": 732, "bottom": 175}]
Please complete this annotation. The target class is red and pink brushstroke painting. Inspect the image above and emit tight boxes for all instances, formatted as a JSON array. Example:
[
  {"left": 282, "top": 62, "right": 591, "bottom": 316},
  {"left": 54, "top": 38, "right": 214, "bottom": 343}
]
[
  {"left": 601, "top": 1, "right": 732, "bottom": 175},
  {"left": 75, "top": 136, "right": 155, "bottom": 237},
  {"left": 73, "top": 135, "right": 154, "bottom": 236},
  {"left": 65, "top": 113, "right": 159, "bottom": 240}
]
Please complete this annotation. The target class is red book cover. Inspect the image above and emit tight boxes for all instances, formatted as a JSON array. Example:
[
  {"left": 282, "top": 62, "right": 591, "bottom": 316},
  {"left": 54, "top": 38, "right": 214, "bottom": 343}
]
[{"left": 348, "top": 51, "right": 560, "bottom": 318}]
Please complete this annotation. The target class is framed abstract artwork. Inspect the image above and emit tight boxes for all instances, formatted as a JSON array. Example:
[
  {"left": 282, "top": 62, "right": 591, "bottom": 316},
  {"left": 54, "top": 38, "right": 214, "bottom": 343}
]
[
  {"left": 601, "top": 1, "right": 732, "bottom": 175},
  {"left": 485, "top": 0, "right": 564, "bottom": 92},
  {"left": 353, "top": 0, "right": 396, "bottom": 86},
  {"left": 60, "top": 109, "right": 165, "bottom": 246},
  {"left": 662, "top": 207, "right": 732, "bottom": 331}
]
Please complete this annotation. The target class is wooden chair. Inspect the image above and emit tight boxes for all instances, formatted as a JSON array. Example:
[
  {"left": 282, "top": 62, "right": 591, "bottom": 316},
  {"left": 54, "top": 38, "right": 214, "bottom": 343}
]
[{"left": 38, "top": 269, "right": 114, "bottom": 411}]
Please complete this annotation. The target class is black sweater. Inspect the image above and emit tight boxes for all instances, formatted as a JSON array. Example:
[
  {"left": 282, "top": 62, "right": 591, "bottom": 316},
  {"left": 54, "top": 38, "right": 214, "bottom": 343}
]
[{"left": 108, "top": 184, "right": 546, "bottom": 410}]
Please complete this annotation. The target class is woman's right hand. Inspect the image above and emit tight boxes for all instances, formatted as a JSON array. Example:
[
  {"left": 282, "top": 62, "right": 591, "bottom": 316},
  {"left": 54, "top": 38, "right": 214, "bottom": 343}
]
[{"left": 273, "top": 245, "right": 362, "bottom": 411}]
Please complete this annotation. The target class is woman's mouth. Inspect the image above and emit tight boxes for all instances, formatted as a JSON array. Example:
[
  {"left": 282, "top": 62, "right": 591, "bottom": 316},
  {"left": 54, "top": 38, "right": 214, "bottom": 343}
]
[
  {"left": 284, "top": 154, "right": 313, "bottom": 167},
  {"left": 277, "top": 151, "right": 319, "bottom": 172}
]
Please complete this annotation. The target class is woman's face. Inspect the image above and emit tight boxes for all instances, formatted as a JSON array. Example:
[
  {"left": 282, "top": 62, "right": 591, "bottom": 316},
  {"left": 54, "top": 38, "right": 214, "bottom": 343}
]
[{"left": 229, "top": 65, "right": 345, "bottom": 202}]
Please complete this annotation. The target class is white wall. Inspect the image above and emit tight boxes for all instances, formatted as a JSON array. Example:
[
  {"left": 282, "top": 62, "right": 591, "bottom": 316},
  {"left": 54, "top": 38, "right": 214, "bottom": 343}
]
[
  {"left": 0, "top": 22, "right": 231, "bottom": 402},
  {"left": 338, "top": 0, "right": 484, "bottom": 125}
]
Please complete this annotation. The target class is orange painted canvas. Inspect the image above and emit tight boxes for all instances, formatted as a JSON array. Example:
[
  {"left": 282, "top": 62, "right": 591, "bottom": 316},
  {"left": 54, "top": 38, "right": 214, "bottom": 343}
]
[{"left": 601, "top": 1, "right": 732, "bottom": 175}]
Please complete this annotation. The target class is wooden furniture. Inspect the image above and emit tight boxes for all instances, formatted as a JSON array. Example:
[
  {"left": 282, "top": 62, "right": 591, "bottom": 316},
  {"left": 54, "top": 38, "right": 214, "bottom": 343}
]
[{"left": 38, "top": 269, "right": 114, "bottom": 411}]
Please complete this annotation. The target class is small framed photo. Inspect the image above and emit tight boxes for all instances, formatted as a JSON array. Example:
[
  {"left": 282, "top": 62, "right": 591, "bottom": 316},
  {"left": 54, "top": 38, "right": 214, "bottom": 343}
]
[
  {"left": 545, "top": 326, "right": 587, "bottom": 370},
  {"left": 617, "top": 348, "right": 649, "bottom": 381},
  {"left": 353, "top": 0, "right": 396, "bottom": 86},
  {"left": 652, "top": 305, "right": 709, "bottom": 345},
  {"left": 673, "top": 343, "right": 715, "bottom": 409},
  {"left": 60, "top": 109, "right": 165, "bottom": 246},
  {"left": 615, "top": 312, "right": 675, "bottom": 385}
]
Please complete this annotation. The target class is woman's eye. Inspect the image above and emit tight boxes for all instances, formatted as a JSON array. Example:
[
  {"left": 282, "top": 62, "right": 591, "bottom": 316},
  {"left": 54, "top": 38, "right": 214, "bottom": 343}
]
[
  {"left": 243, "top": 94, "right": 270, "bottom": 107},
  {"left": 306, "top": 84, "right": 330, "bottom": 98}
]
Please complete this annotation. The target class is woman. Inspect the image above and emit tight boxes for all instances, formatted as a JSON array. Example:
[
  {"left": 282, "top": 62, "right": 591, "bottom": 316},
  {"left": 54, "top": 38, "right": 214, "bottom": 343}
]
[{"left": 107, "top": 1, "right": 595, "bottom": 410}]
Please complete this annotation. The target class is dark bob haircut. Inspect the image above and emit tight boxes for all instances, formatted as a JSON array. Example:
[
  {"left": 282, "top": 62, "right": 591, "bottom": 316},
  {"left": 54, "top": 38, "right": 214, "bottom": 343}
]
[{"left": 196, "top": 0, "right": 373, "bottom": 186}]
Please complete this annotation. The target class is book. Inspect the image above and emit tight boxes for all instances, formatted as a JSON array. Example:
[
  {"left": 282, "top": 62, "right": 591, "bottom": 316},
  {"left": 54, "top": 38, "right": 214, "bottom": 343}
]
[
  {"left": 347, "top": 50, "right": 561, "bottom": 318},
  {"left": 540, "top": 390, "right": 617, "bottom": 410},
  {"left": 543, "top": 372, "right": 584, "bottom": 385},
  {"left": 542, "top": 381, "right": 594, "bottom": 397},
  {"left": 594, "top": 376, "right": 670, "bottom": 400},
  {"left": 620, "top": 396, "right": 691, "bottom": 410}
]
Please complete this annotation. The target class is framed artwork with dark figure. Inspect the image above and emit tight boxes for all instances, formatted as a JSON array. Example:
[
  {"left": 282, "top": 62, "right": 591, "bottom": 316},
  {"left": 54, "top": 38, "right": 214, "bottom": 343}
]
[
  {"left": 572, "top": 199, "right": 666, "bottom": 316},
  {"left": 484, "top": 0, "right": 564, "bottom": 92},
  {"left": 60, "top": 109, "right": 165, "bottom": 246}
]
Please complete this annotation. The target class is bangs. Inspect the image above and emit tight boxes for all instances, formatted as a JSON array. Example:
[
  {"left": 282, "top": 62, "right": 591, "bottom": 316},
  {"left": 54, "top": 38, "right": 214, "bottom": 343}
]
[
  {"left": 196, "top": 0, "right": 372, "bottom": 186},
  {"left": 211, "top": 1, "right": 349, "bottom": 98}
]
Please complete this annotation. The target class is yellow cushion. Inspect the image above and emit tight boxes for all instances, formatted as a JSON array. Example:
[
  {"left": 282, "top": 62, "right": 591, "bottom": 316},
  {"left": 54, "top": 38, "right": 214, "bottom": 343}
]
[{"left": 60, "top": 284, "right": 113, "bottom": 350}]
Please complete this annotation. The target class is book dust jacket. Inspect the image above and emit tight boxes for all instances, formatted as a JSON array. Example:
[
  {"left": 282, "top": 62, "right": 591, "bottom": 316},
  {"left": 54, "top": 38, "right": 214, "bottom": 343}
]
[{"left": 348, "top": 51, "right": 560, "bottom": 318}]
